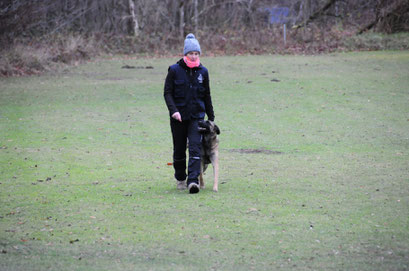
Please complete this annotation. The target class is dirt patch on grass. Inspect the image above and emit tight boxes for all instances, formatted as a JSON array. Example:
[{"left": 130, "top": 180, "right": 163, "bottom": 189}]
[{"left": 228, "top": 149, "right": 283, "bottom": 155}]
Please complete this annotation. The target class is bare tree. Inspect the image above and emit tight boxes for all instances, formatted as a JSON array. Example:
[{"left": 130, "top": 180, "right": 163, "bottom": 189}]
[
  {"left": 179, "top": 0, "right": 185, "bottom": 38},
  {"left": 193, "top": 0, "right": 198, "bottom": 34},
  {"left": 1, "top": 0, "right": 407, "bottom": 52},
  {"left": 128, "top": 0, "right": 139, "bottom": 36},
  {"left": 293, "top": 0, "right": 338, "bottom": 29}
]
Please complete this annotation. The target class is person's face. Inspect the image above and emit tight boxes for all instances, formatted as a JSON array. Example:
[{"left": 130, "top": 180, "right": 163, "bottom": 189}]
[{"left": 186, "top": 51, "right": 200, "bottom": 61}]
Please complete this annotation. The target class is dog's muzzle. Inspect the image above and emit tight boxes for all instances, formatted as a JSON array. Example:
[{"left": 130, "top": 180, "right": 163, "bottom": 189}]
[{"left": 198, "top": 120, "right": 210, "bottom": 133}]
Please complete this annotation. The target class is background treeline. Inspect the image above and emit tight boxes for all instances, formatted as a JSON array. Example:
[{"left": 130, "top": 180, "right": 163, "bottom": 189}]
[{"left": 1, "top": 0, "right": 408, "bottom": 75}]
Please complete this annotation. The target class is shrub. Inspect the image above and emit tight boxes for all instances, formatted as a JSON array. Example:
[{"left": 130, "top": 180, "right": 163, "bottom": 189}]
[
  {"left": 0, "top": 34, "right": 99, "bottom": 77},
  {"left": 342, "top": 32, "right": 409, "bottom": 51},
  {"left": 1, "top": 30, "right": 408, "bottom": 77}
]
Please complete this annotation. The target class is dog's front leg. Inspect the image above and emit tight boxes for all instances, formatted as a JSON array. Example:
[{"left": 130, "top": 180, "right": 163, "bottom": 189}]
[
  {"left": 199, "top": 161, "right": 205, "bottom": 189},
  {"left": 211, "top": 154, "right": 219, "bottom": 192}
]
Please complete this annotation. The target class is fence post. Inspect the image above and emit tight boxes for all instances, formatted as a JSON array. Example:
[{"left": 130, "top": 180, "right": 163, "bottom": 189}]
[{"left": 283, "top": 24, "right": 287, "bottom": 45}]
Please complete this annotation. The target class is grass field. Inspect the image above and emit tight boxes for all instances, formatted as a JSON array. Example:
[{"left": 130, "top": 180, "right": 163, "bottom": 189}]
[{"left": 1, "top": 51, "right": 408, "bottom": 270}]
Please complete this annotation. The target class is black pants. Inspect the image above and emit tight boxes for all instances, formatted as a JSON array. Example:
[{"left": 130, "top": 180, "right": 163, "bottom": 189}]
[{"left": 170, "top": 118, "right": 202, "bottom": 185}]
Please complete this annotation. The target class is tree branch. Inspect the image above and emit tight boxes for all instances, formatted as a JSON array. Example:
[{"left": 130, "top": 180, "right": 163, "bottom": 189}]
[{"left": 293, "top": 0, "right": 338, "bottom": 29}]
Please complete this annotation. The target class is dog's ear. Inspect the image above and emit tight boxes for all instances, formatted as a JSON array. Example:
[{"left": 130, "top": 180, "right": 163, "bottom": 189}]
[{"left": 214, "top": 124, "right": 220, "bottom": 135}]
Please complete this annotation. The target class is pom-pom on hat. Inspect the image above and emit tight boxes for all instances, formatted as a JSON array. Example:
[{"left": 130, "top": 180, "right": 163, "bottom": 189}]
[{"left": 183, "top": 33, "right": 201, "bottom": 55}]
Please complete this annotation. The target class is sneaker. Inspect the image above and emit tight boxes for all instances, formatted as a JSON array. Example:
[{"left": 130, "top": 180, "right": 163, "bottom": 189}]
[
  {"left": 177, "top": 180, "right": 187, "bottom": 190},
  {"left": 188, "top": 183, "right": 200, "bottom": 194}
]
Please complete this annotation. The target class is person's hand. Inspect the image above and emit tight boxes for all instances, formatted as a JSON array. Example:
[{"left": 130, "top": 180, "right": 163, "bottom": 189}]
[{"left": 172, "top": 112, "right": 182, "bottom": 122}]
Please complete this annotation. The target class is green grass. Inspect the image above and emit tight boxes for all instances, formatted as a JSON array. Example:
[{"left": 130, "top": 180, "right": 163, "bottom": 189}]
[{"left": 1, "top": 51, "right": 409, "bottom": 270}]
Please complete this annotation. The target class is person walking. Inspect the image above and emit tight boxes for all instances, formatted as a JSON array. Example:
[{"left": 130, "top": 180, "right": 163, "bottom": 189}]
[{"left": 164, "top": 33, "right": 215, "bottom": 194}]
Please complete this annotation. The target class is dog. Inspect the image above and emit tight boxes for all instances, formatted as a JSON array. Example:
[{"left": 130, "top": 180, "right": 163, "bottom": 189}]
[{"left": 198, "top": 120, "right": 220, "bottom": 192}]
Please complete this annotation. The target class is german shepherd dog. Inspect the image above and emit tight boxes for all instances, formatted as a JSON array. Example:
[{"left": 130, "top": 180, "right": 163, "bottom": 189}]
[{"left": 198, "top": 120, "right": 220, "bottom": 192}]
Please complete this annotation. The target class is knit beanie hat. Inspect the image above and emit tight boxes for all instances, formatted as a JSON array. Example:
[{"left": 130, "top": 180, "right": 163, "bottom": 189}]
[{"left": 183, "top": 33, "right": 201, "bottom": 55}]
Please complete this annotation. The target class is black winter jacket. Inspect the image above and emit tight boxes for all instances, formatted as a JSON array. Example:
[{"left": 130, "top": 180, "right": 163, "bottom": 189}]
[{"left": 164, "top": 59, "right": 215, "bottom": 121}]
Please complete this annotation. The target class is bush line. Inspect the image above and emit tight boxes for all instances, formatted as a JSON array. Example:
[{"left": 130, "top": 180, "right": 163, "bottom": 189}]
[{"left": 1, "top": 30, "right": 408, "bottom": 77}]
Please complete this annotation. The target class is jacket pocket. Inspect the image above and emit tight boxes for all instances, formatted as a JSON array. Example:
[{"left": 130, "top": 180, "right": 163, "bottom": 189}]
[
  {"left": 174, "top": 79, "right": 186, "bottom": 106},
  {"left": 198, "top": 86, "right": 206, "bottom": 98},
  {"left": 174, "top": 80, "right": 185, "bottom": 98}
]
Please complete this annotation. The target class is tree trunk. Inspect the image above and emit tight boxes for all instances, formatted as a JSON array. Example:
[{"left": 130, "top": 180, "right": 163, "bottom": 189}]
[
  {"left": 179, "top": 0, "right": 184, "bottom": 38},
  {"left": 128, "top": 0, "right": 139, "bottom": 36},
  {"left": 194, "top": 0, "right": 198, "bottom": 34}
]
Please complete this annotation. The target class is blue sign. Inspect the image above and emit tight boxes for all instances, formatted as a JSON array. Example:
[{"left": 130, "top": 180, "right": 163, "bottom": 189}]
[{"left": 266, "top": 7, "right": 289, "bottom": 24}]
